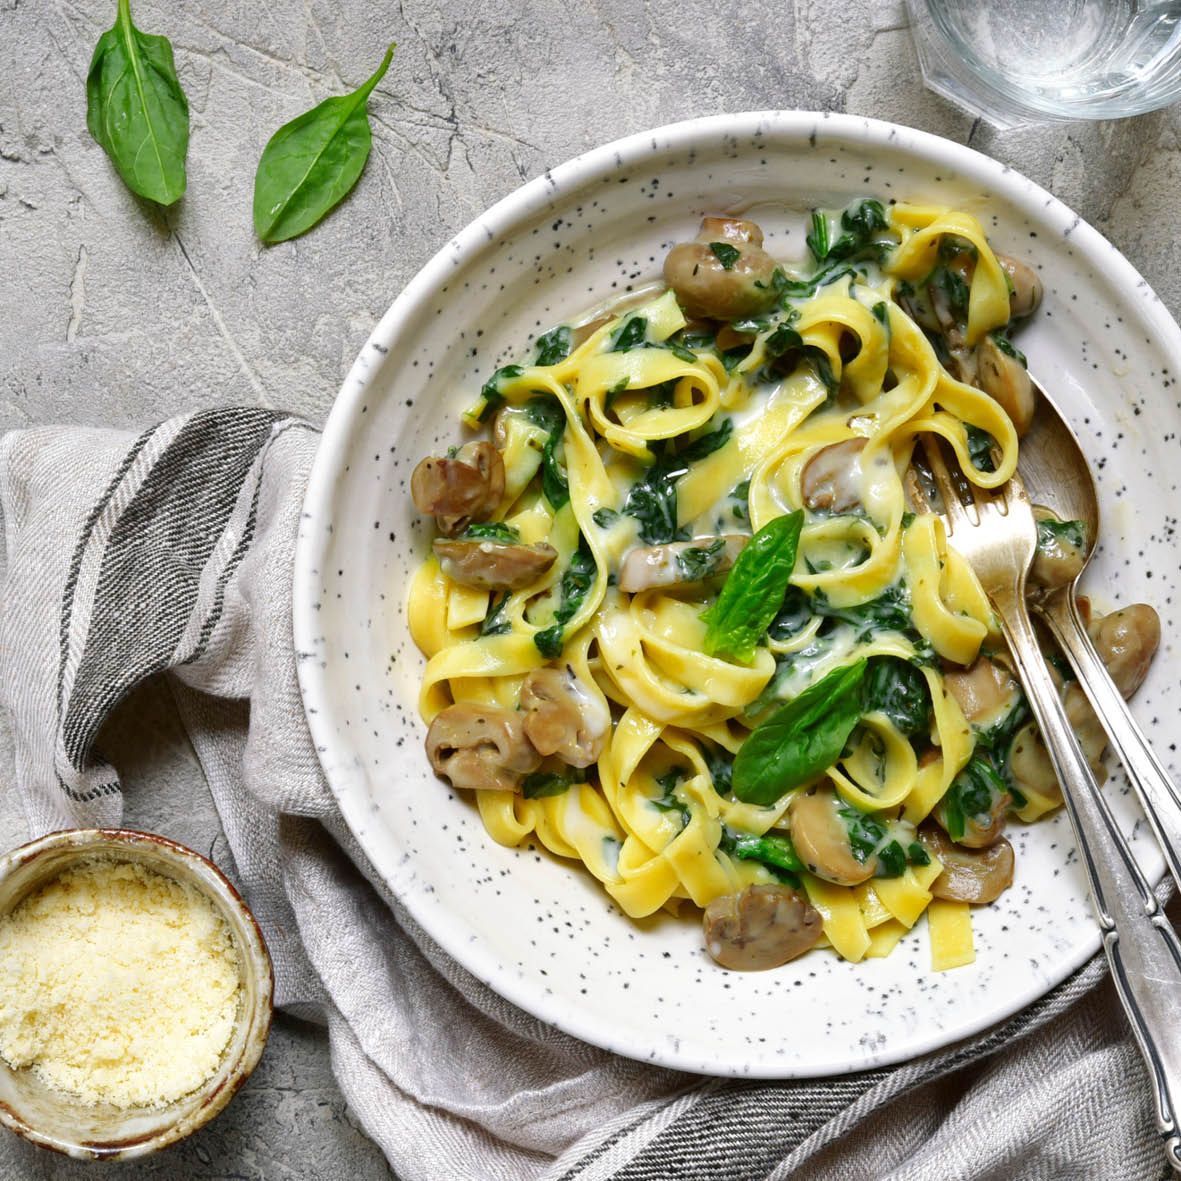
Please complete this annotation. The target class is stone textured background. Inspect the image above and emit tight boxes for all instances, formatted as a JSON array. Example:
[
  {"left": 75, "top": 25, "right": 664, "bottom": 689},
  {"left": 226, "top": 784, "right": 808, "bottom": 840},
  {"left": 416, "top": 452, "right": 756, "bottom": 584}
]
[{"left": 2, "top": 0, "right": 1180, "bottom": 1176}]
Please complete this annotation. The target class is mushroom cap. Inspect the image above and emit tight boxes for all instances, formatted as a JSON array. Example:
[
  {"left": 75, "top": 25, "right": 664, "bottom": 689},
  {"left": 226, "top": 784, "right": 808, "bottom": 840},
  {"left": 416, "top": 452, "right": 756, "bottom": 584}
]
[
  {"left": 434, "top": 538, "right": 557, "bottom": 590},
  {"left": 519, "top": 667, "right": 609, "bottom": 768},
  {"left": 703, "top": 883, "right": 823, "bottom": 970},
  {"left": 800, "top": 438, "right": 867, "bottom": 514},
  {"left": 425, "top": 703, "right": 541, "bottom": 792},
  {"left": 921, "top": 824, "right": 1014, "bottom": 904},
  {"left": 789, "top": 786, "right": 876, "bottom": 886}
]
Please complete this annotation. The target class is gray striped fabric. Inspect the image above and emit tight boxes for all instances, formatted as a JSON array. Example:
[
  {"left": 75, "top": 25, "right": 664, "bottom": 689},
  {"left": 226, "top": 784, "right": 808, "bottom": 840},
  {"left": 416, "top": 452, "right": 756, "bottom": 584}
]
[{"left": 0, "top": 411, "right": 1166, "bottom": 1180}]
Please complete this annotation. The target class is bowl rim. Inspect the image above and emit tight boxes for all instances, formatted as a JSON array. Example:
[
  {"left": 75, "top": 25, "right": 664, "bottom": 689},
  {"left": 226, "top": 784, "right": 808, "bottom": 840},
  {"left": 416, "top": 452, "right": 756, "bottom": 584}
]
[
  {"left": 0, "top": 827, "right": 274, "bottom": 1160},
  {"left": 294, "top": 109, "right": 1180, "bottom": 1077}
]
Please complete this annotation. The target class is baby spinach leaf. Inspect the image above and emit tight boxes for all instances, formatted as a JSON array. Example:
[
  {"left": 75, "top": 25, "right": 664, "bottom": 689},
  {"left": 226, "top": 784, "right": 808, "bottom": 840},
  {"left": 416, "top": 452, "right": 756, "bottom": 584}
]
[
  {"left": 721, "top": 827, "right": 804, "bottom": 875},
  {"left": 676, "top": 538, "right": 727, "bottom": 582},
  {"left": 253, "top": 44, "right": 395, "bottom": 243},
  {"left": 475, "top": 364, "right": 524, "bottom": 422},
  {"left": 592, "top": 507, "right": 619, "bottom": 529},
  {"left": 702, "top": 511, "right": 803, "bottom": 664},
  {"left": 732, "top": 659, "right": 868, "bottom": 805},
  {"left": 461, "top": 522, "right": 520, "bottom": 542},
  {"left": 480, "top": 593, "right": 511, "bottom": 637},
  {"left": 525, "top": 396, "right": 569, "bottom": 509},
  {"left": 85, "top": 0, "right": 189, "bottom": 206},
  {"left": 522, "top": 770, "right": 578, "bottom": 799},
  {"left": 862, "top": 656, "right": 931, "bottom": 738},
  {"left": 533, "top": 540, "right": 595, "bottom": 658},
  {"left": 703, "top": 743, "right": 734, "bottom": 795},
  {"left": 942, "top": 754, "right": 1007, "bottom": 842},
  {"left": 709, "top": 241, "right": 741, "bottom": 270},
  {"left": 611, "top": 316, "right": 648, "bottom": 352},
  {"left": 535, "top": 325, "right": 573, "bottom": 366}
]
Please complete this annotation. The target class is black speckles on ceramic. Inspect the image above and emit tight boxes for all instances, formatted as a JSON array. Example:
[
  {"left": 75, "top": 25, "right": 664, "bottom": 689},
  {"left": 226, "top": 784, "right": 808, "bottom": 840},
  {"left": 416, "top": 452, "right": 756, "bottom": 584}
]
[{"left": 293, "top": 111, "right": 1180, "bottom": 1079}]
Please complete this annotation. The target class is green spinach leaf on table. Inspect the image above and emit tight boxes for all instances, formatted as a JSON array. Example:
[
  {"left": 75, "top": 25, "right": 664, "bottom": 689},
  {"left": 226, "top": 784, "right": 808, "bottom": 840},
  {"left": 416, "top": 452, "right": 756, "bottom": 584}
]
[
  {"left": 86, "top": 0, "right": 189, "bottom": 206},
  {"left": 253, "top": 44, "right": 395, "bottom": 243}
]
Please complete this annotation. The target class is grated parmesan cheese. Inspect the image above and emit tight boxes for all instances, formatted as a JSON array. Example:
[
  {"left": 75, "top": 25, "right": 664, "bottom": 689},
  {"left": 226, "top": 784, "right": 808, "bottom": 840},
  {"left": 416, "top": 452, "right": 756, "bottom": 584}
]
[{"left": 0, "top": 858, "right": 242, "bottom": 1108}]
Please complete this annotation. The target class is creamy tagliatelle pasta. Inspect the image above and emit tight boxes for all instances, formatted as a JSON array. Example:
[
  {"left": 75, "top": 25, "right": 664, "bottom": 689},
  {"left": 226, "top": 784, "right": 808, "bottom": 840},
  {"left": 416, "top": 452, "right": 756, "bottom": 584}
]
[{"left": 405, "top": 199, "right": 1161, "bottom": 973}]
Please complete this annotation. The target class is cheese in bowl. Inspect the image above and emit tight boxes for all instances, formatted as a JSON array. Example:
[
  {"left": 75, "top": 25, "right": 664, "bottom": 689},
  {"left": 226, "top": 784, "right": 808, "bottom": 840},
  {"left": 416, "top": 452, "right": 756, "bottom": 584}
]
[{"left": 0, "top": 829, "right": 272, "bottom": 1161}]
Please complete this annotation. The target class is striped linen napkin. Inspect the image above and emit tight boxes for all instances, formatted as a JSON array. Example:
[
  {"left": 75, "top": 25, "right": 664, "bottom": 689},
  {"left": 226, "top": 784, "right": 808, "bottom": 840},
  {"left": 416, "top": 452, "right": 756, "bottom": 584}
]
[{"left": 0, "top": 409, "right": 1166, "bottom": 1180}]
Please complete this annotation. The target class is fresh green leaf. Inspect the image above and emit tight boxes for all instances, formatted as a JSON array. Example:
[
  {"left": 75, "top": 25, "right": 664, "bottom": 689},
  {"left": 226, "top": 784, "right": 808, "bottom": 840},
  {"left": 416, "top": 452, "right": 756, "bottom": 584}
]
[
  {"left": 709, "top": 241, "right": 741, "bottom": 270},
  {"left": 525, "top": 396, "right": 569, "bottom": 509},
  {"left": 85, "top": 0, "right": 189, "bottom": 205},
  {"left": 703, "top": 512, "right": 804, "bottom": 663},
  {"left": 732, "top": 659, "right": 868, "bottom": 805},
  {"left": 253, "top": 44, "right": 395, "bottom": 243},
  {"left": 535, "top": 325, "right": 573, "bottom": 366},
  {"left": 461, "top": 522, "right": 520, "bottom": 542},
  {"left": 862, "top": 656, "right": 931, "bottom": 738},
  {"left": 680, "top": 418, "right": 733, "bottom": 462},
  {"left": 533, "top": 541, "right": 595, "bottom": 658},
  {"left": 807, "top": 200, "right": 890, "bottom": 265}
]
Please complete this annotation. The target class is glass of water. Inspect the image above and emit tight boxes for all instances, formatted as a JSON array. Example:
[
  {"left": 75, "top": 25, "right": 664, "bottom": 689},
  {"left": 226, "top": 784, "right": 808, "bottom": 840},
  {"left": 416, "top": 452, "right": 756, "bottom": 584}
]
[{"left": 907, "top": 0, "right": 1181, "bottom": 127}]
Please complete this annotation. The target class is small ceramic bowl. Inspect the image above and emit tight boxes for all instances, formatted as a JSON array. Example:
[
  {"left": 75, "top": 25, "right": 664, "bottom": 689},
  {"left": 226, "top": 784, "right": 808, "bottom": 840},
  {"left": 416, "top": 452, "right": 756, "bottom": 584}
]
[{"left": 0, "top": 828, "right": 273, "bottom": 1161}]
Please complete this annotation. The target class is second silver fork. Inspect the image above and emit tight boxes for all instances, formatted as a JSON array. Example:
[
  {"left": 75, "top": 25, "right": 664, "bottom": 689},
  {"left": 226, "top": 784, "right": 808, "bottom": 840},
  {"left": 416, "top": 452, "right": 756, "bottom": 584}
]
[{"left": 920, "top": 435, "right": 1181, "bottom": 1175}]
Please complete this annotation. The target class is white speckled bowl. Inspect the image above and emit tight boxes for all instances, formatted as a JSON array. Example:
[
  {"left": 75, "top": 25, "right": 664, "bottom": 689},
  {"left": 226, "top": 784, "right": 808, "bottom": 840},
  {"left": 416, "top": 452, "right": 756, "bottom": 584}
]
[
  {"left": 0, "top": 829, "right": 273, "bottom": 1159},
  {"left": 294, "top": 112, "right": 1181, "bottom": 1077}
]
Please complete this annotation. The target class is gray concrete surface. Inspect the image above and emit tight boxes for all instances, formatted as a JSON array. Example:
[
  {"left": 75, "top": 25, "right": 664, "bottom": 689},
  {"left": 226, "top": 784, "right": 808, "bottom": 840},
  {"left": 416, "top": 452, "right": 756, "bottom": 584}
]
[{"left": 2, "top": 0, "right": 1181, "bottom": 1176}]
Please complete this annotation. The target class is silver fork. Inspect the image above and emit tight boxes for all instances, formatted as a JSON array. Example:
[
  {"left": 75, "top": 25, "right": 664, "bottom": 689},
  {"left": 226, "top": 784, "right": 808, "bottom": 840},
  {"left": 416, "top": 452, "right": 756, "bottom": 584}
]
[{"left": 920, "top": 435, "right": 1181, "bottom": 1174}]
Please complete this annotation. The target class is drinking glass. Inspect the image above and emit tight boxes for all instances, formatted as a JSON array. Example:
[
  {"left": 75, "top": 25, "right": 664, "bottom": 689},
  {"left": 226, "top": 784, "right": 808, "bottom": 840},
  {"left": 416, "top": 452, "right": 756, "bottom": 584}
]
[{"left": 908, "top": 0, "right": 1181, "bottom": 127}]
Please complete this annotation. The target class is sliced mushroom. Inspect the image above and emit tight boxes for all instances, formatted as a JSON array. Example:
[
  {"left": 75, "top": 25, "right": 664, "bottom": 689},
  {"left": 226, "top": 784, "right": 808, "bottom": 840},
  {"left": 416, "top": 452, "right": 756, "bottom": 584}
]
[
  {"left": 1031, "top": 506, "right": 1087, "bottom": 589},
  {"left": 920, "top": 824, "right": 1014, "bottom": 904},
  {"left": 789, "top": 785, "right": 875, "bottom": 886},
  {"left": 434, "top": 538, "right": 557, "bottom": 590},
  {"left": 617, "top": 535, "right": 747, "bottom": 594},
  {"left": 943, "top": 656, "right": 1019, "bottom": 727},
  {"left": 800, "top": 438, "right": 866, "bottom": 514},
  {"left": 426, "top": 704, "right": 541, "bottom": 792},
  {"left": 663, "top": 217, "right": 780, "bottom": 321},
  {"left": 519, "top": 667, "right": 609, "bottom": 768},
  {"left": 411, "top": 442, "right": 506, "bottom": 536},
  {"left": 995, "top": 252, "right": 1043, "bottom": 320},
  {"left": 703, "top": 883, "right": 823, "bottom": 970},
  {"left": 1087, "top": 604, "right": 1160, "bottom": 699},
  {"left": 975, "top": 335, "right": 1034, "bottom": 436}
]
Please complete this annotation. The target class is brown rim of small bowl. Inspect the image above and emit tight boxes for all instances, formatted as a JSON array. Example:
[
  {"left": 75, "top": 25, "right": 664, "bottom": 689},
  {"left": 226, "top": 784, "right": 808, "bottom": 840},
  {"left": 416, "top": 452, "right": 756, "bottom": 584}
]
[{"left": 0, "top": 828, "right": 274, "bottom": 1161}]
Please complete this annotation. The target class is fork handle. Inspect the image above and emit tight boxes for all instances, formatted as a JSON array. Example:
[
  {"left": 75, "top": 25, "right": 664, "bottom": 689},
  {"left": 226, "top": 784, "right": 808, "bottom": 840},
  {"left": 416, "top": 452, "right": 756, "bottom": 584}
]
[
  {"left": 1038, "top": 589, "right": 1181, "bottom": 898},
  {"left": 992, "top": 584, "right": 1181, "bottom": 1172}
]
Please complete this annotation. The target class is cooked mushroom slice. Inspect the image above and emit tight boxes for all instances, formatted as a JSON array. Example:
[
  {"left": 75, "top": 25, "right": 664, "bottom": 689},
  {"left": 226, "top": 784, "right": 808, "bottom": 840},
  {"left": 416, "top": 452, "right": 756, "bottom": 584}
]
[
  {"left": 1031, "top": 507, "right": 1087, "bottom": 589},
  {"left": 617, "top": 535, "right": 747, "bottom": 594},
  {"left": 943, "top": 656, "right": 1020, "bottom": 727},
  {"left": 519, "top": 667, "right": 609, "bottom": 768},
  {"left": 425, "top": 704, "right": 541, "bottom": 792},
  {"left": 975, "top": 335, "right": 1034, "bottom": 436},
  {"left": 789, "top": 785, "right": 876, "bottom": 886},
  {"left": 703, "top": 883, "right": 823, "bottom": 970},
  {"left": 800, "top": 438, "right": 867, "bottom": 514},
  {"left": 920, "top": 824, "right": 1014, "bottom": 904},
  {"left": 995, "top": 253, "right": 1043, "bottom": 320},
  {"left": 434, "top": 538, "right": 557, "bottom": 590},
  {"left": 411, "top": 441, "right": 506, "bottom": 536},
  {"left": 1088, "top": 604, "right": 1160, "bottom": 699},
  {"left": 663, "top": 216, "right": 780, "bottom": 321}
]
